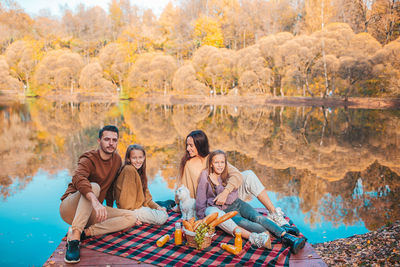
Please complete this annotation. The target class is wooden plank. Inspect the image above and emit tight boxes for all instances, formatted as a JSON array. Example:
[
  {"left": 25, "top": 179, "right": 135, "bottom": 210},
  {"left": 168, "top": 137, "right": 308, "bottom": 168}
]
[
  {"left": 45, "top": 234, "right": 326, "bottom": 266},
  {"left": 289, "top": 243, "right": 327, "bottom": 267},
  {"left": 43, "top": 240, "right": 154, "bottom": 266}
]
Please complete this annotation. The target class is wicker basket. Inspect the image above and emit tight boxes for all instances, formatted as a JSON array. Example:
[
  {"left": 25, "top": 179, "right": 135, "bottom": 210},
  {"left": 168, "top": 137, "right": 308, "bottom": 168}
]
[{"left": 183, "top": 227, "right": 215, "bottom": 250}]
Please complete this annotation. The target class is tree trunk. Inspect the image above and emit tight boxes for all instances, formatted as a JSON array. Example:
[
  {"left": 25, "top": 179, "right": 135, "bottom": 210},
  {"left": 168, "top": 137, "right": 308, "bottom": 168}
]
[{"left": 321, "top": 0, "right": 329, "bottom": 97}]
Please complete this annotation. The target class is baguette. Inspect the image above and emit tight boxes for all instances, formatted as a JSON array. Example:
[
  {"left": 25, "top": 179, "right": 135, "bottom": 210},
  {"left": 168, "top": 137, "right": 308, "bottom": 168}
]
[
  {"left": 204, "top": 212, "right": 219, "bottom": 225},
  {"left": 193, "top": 219, "right": 204, "bottom": 230},
  {"left": 209, "top": 211, "right": 238, "bottom": 227},
  {"left": 182, "top": 220, "right": 194, "bottom": 232}
]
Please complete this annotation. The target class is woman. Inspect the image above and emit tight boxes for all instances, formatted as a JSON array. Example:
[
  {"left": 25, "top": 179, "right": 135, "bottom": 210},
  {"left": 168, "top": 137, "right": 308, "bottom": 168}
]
[
  {"left": 196, "top": 150, "right": 306, "bottom": 253},
  {"left": 113, "top": 144, "right": 168, "bottom": 226},
  {"left": 178, "top": 130, "right": 299, "bottom": 235}
]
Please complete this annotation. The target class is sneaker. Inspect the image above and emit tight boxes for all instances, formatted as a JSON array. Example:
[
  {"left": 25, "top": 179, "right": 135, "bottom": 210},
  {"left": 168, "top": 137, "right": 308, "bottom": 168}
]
[
  {"left": 281, "top": 224, "right": 300, "bottom": 236},
  {"left": 64, "top": 240, "right": 80, "bottom": 263},
  {"left": 249, "top": 232, "right": 272, "bottom": 249},
  {"left": 267, "top": 208, "right": 289, "bottom": 227}
]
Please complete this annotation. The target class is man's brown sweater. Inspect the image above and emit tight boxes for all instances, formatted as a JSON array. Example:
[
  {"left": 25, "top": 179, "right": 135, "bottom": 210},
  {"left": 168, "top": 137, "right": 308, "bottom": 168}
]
[{"left": 60, "top": 149, "right": 122, "bottom": 204}]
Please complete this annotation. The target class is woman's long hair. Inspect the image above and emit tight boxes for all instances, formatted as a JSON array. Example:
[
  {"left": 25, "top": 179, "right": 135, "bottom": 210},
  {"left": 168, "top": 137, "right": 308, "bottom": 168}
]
[
  {"left": 207, "top": 150, "right": 229, "bottom": 186},
  {"left": 179, "top": 130, "right": 210, "bottom": 179},
  {"left": 124, "top": 144, "right": 147, "bottom": 193}
]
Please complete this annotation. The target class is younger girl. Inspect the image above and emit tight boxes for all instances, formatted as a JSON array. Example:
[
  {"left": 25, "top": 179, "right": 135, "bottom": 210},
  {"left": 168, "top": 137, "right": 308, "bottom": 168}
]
[
  {"left": 113, "top": 144, "right": 168, "bottom": 226},
  {"left": 196, "top": 150, "right": 306, "bottom": 254}
]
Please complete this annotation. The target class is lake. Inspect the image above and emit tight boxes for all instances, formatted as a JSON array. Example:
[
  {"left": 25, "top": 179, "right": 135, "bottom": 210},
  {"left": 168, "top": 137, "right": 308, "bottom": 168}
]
[{"left": 0, "top": 98, "right": 399, "bottom": 266}]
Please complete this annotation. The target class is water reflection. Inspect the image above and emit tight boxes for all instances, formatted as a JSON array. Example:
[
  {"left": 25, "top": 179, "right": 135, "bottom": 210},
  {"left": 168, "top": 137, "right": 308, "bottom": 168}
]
[{"left": 0, "top": 99, "right": 399, "bottom": 232}]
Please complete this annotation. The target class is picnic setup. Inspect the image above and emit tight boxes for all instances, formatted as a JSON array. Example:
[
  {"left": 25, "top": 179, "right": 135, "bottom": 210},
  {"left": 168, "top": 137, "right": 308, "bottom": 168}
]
[{"left": 44, "top": 209, "right": 325, "bottom": 266}]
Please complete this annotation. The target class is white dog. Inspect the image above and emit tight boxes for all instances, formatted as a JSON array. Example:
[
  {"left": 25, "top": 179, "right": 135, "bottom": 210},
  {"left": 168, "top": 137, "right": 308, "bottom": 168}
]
[{"left": 175, "top": 185, "right": 196, "bottom": 221}]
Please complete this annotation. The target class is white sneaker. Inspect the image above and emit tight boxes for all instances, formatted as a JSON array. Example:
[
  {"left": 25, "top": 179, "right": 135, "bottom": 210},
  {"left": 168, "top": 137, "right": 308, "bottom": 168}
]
[
  {"left": 267, "top": 207, "right": 289, "bottom": 227},
  {"left": 249, "top": 232, "right": 272, "bottom": 249}
]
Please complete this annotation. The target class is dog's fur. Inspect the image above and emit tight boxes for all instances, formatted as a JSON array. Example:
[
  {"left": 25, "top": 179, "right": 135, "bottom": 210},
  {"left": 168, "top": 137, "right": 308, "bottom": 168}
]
[{"left": 175, "top": 185, "right": 196, "bottom": 220}]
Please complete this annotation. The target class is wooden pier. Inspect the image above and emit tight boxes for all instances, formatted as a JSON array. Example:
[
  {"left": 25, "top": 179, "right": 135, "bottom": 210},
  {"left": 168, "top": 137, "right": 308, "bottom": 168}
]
[{"left": 44, "top": 239, "right": 326, "bottom": 266}]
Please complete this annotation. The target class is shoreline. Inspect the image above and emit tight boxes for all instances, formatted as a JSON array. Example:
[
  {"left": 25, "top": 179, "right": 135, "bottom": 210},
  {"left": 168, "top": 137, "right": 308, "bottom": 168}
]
[
  {"left": 313, "top": 220, "right": 400, "bottom": 266},
  {"left": 1, "top": 90, "right": 400, "bottom": 109}
]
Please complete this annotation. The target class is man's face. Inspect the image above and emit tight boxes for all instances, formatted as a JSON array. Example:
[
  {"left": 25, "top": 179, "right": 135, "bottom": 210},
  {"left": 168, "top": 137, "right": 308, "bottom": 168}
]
[{"left": 98, "top": 131, "right": 118, "bottom": 154}]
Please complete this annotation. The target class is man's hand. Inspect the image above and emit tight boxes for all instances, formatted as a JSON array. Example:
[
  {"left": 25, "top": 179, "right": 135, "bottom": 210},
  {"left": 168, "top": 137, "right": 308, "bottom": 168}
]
[
  {"left": 214, "top": 189, "right": 229, "bottom": 205},
  {"left": 135, "top": 219, "right": 143, "bottom": 226},
  {"left": 87, "top": 192, "right": 107, "bottom": 222}
]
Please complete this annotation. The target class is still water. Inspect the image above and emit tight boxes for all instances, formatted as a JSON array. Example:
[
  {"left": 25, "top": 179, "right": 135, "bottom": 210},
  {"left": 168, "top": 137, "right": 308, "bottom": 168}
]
[{"left": 0, "top": 99, "right": 399, "bottom": 266}]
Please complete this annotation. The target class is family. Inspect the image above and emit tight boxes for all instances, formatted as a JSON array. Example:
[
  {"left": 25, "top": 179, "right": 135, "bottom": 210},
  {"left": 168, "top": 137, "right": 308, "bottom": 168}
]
[{"left": 59, "top": 126, "right": 306, "bottom": 264}]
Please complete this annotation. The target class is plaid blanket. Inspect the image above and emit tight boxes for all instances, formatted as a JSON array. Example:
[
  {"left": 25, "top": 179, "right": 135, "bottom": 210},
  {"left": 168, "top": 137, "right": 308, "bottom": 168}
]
[{"left": 82, "top": 210, "right": 291, "bottom": 266}]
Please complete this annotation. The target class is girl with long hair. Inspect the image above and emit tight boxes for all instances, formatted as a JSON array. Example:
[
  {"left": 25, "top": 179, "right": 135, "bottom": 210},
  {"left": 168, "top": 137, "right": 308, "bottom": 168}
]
[
  {"left": 113, "top": 144, "right": 168, "bottom": 226},
  {"left": 196, "top": 150, "right": 306, "bottom": 253},
  {"left": 177, "top": 130, "right": 300, "bottom": 236}
]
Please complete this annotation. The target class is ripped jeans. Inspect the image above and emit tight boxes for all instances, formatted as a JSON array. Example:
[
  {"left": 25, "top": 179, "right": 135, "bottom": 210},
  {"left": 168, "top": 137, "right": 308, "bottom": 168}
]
[{"left": 224, "top": 199, "right": 285, "bottom": 238}]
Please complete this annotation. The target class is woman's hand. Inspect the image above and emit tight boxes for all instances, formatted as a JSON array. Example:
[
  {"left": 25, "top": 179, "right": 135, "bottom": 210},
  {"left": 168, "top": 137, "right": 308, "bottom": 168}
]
[
  {"left": 214, "top": 189, "right": 229, "bottom": 205},
  {"left": 157, "top": 206, "right": 167, "bottom": 212},
  {"left": 135, "top": 219, "right": 143, "bottom": 226}
]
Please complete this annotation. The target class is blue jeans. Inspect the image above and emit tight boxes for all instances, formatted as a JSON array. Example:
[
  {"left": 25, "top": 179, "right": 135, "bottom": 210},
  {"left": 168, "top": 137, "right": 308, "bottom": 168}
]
[{"left": 223, "top": 199, "right": 284, "bottom": 237}]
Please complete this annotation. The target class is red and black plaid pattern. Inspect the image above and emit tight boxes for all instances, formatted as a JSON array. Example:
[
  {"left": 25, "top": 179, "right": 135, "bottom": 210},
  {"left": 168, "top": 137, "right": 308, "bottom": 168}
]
[{"left": 82, "top": 210, "right": 290, "bottom": 266}]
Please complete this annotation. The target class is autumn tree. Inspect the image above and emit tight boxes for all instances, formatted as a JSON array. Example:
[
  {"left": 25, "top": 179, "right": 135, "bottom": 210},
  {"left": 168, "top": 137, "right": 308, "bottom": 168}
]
[
  {"left": 258, "top": 32, "right": 294, "bottom": 96},
  {"left": 371, "top": 37, "right": 400, "bottom": 96},
  {"left": 61, "top": 5, "right": 111, "bottom": 60},
  {"left": 303, "top": 0, "right": 336, "bottom": 33},
  {"left": 32, "top": 14, "right": 64, "bottom": 50},
  {"left": 98, "top": 42, "right": 135, "bottom": 96},
  {"left": 172, "top": 63, "right": 209, "bottom": 95},
  {"left": 0, "top": 55, "right": 23, "bottom": 91},
  {"left": 236, "top": 44, "right": 272, "bottom": 95},
  {"left": 367, "top": 0, "right": 400, "bottom": 44},
  {"left": 33, "top": 49, "right": 84, "bottom": 95},
  {"left": 192, "top": 45, "right": 236, "bottom": 95},
  {"left": 333, "top": 0, "right": 369, "bottom": 33},
  {"left": 193, "top": 15, "right": 224, "bottom": 48},
  {"left": 4, "top": 39, "right": 44, "bottom": 93},
  {"left": 78, "top": 60, "right": 116, "bottom": 94},
  {"left": 127, "top": 53, "right": 177, "bottom": 96},
  {"left": 0, "top": 0, "right": 33, "bottom": 51}
]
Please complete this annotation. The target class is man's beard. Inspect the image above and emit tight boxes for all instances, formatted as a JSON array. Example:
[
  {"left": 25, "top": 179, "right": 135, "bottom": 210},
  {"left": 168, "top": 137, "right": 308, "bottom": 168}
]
[{"left": 100, "top": 143, "right": 116, "bottom": 154}]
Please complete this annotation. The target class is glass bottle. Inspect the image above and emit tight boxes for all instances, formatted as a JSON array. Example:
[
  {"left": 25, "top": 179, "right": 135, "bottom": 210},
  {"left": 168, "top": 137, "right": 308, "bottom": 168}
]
[
  {"left": 174, "top": 222, "right": 183, "bottom": 245},
  {"left": 156, "top": 234, "right": 170, "bottom": 247},
  {"left": 220, "top": 243, "right": 240, "bottom": 255},
  {"left": 234, "top": 229, "right": 242, "bottom": 252}
]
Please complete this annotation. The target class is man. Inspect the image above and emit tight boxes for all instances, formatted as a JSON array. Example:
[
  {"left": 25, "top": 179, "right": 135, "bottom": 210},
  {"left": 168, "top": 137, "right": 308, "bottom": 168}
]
[{"left": 59, "top": 125, "right": 137, "bottom": 264}]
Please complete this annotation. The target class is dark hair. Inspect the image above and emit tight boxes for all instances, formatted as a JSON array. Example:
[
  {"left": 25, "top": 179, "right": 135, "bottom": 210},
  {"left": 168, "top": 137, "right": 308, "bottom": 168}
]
[
  {"left": 99, "top": 125, "right": 119, "bottom": 139},
  {"left": 124, "top": 144, "right": 147, "bottom": 193},
  {"left": 207, "top": 150, "right": 229, "bottom": 186},
  {"left": 179, "top": 130, "right": 210, "bottom": 178}
]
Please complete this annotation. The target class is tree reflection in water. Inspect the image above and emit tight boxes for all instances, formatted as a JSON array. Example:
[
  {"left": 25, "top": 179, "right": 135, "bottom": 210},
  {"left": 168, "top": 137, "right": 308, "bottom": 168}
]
[{"left": 0, "top": 99, "right": 399, "bottom": 231}]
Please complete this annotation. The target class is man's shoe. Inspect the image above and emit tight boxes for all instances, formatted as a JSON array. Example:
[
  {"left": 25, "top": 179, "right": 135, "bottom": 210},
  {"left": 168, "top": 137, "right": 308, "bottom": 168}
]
[
  {"left": 281, "top": 233, "right": 306, "bottom": 254},
  {"left": 64, "top": 240, "right": 80, "bottom": 264},
  {"left": 281, "top": 224, "right": 300, "bottom": 236}
]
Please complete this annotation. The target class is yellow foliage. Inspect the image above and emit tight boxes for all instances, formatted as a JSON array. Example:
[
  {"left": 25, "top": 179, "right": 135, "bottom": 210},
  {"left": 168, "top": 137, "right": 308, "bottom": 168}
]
[
  {"left": 37, "top": 131, "right": 49, "bottom": 140},
  {"left": 55, "top": 135, "right": 65, "bottom": 152},
  {"left": 193, "top": 16, "right": 224, "bottom": 48}
]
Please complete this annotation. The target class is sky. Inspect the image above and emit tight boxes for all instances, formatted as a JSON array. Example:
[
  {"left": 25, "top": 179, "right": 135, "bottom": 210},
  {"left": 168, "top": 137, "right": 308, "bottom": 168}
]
[{"left": 15, "top": 0, "right": 172, "bottom": 17}]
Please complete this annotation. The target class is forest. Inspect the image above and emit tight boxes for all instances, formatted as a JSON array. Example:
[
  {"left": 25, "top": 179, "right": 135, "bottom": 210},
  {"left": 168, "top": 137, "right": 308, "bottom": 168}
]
[{"left": 0, "top": 0, "right": 399, "bottom": 98}]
